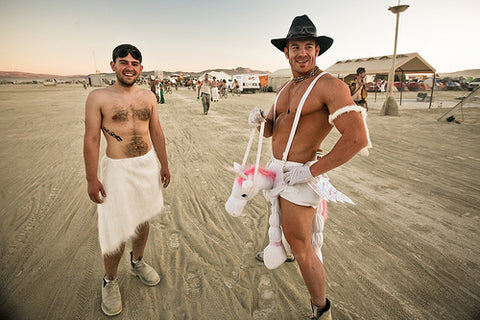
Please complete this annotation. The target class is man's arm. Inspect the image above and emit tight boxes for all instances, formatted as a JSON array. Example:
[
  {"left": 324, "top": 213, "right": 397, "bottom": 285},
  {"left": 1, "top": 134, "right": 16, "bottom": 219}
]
[
  {"left": 257, "top": 81, "right": 291, "bottom": 137},
  {"left": 263, "top": 106, "right": 275, "bottom": 138},
  {"left": 83, "top": 90, "right": 106, "bottom": 203},
  {"left": 310, "top": 79, "right": 369, "bottom": 177},
  {"left": 197, "top": 81, "right": 201, "bottom": 97},
  {"left": 149, "top": 96, "right": 171, "bottom": 188}
]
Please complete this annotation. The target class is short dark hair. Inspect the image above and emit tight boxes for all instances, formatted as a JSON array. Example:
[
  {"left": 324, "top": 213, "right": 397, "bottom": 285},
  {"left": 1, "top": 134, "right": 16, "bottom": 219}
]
[
  {"left": 112, "top": 44, "right": 142, "bottom": 63},
  {"left": 356, "top": 67, "right": 366, "bottom": 75}
]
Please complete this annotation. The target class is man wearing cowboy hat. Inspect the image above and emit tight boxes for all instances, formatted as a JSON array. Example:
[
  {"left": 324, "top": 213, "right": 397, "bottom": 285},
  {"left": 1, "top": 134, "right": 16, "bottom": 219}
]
[{"left": 249, "top": 14, "right": 371, "bottom": 319}]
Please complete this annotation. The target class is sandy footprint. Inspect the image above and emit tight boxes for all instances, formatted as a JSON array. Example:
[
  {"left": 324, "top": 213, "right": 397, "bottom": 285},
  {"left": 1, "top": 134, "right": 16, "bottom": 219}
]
[
  {"left": 162, "top": 204, "right": 172, "bottom": 214},
  {"left": 223, "top": 270, "right": 239, "bottom": 289},
  {"left": 253, "top": 274, "right": 276, "bottom": 319},
  {"left": 240, "top": 241, "right": 255, "bottom": 268},
  {"left": 167, "top": 233, "right": 180, "bottom": 250},
  {"left": 184, "top": 272, "right": 202, "bottom": 300}
]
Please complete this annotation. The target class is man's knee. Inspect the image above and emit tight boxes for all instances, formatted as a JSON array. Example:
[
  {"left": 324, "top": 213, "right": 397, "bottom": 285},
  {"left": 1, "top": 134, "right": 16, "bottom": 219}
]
[{"left": 287, "top": 238, "right": 313, "bottom": 263}]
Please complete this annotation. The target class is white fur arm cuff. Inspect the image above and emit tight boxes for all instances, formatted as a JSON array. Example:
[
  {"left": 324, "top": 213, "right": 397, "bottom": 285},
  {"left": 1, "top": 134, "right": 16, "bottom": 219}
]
[{"left": 328, "top": 105, "right": 372, "bottom": 155}]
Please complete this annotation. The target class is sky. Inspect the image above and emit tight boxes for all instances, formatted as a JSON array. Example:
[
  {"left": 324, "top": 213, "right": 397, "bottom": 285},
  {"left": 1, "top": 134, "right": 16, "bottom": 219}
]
[{"left": 0, "top": 0, "right": 478, "bottom": 75}]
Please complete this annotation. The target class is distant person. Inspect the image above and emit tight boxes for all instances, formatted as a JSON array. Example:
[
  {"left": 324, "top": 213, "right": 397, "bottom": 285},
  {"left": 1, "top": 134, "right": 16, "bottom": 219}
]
[
  {"left": 211, "top": 76, "right": 219, "bottom": 102},
  {"left": 83, "top": 44, "right": 170, "bottom": 316},
  {"left": 232, "top": 79, "right": 240, "bottom": 94},
  {"left": 350, "top": 67, "right": 368, "bottom": 111},
  {"left": 82, "top": 78, "right": 88, "bottom": 89},
  {"left": 158, "top": 79, "right": 165, "bottom": 104},
  {"left": 220, "top": 79, "right": 227, "bottom": 96},
  {"left": 149, "top": 75, "right": 159, "bottom": 103},
  {"left": 197, "top": 73, "right": 212, "bottom": 115},
  {"left": 248, "top": 15, "right": 371, "bottom": 319},
  {"left": 380, "top": 79, "right": 386, "bottom": 92}
]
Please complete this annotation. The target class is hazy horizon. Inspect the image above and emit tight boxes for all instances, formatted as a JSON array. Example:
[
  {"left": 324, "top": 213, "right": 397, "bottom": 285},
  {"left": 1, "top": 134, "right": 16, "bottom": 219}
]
[{"left": 1, "top": 0, "right": 478, "bottom": 75}]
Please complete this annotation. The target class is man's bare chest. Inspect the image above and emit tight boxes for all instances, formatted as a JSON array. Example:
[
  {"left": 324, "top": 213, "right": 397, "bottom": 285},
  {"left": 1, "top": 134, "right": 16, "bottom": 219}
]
[
  {"left": 103, "top": 104, "right": 151, "bottom": 123},
  {"left": 276, "top": 84, "right": 322, "bottom": 117}
]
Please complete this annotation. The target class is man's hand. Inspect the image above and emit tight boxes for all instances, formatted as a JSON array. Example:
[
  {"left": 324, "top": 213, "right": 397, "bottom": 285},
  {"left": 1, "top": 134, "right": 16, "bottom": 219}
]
[
  {"left": 248, "top": 106, "right": 266, "bottom": 127},
  {"left": 161, "top": 167, "right": 171, "bottom": 188},
  {"left": 283, "top": 165, "right": 314, "bottom": 186},
  {"left": 87, "top": 178, "right": 106, "bottom": 204}
]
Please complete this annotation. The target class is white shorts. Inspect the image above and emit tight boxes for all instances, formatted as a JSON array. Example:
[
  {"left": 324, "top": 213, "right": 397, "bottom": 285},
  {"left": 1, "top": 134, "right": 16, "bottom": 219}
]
[{"left": 266, "top": 157, "right": 322, "bottom": 208}]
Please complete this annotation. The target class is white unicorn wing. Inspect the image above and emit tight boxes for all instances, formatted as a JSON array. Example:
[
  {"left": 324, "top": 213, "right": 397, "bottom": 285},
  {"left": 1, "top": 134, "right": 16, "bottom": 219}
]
[{"left": 308, "top": 175, "right": 355, "bottom": 205}]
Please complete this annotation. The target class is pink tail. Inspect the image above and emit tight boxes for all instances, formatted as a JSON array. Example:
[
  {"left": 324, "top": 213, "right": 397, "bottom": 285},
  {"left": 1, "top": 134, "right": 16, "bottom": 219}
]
[{"left": 321, "top": 200, "right": 328, "bottom": 220}]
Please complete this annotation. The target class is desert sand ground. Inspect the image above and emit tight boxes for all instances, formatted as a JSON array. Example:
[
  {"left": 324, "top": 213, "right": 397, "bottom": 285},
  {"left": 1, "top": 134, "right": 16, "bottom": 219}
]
[{"left": 0, "top": 84, "right": 479, "bottom": 320}]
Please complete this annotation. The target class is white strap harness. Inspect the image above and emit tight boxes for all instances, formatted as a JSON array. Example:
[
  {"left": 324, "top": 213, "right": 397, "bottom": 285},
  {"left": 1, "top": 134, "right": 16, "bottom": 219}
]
[
  {"left": 241, "top": 71, "right": 327, "bottom": 181},
  {"left": 276, "top": 72, "right": 327, "bottom": 166}
]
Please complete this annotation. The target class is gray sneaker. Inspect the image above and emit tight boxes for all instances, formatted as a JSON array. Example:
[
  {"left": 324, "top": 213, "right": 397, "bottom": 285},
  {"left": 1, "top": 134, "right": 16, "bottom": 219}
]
[
  {"left": 101, "top": 278, "right": 122, "bottom": 316},
  {"left": 131, "top": 253, "right": 160, "bottom": 286}
]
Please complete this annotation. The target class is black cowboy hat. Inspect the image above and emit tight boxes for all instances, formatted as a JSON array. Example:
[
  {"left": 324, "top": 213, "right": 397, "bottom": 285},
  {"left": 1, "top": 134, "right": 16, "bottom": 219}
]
[{"left": 271, "top": 15, "right": 333, "bottom": 56}]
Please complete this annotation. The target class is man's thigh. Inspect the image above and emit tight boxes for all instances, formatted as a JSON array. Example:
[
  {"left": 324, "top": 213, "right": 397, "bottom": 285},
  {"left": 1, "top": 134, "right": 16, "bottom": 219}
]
[{"left": 280, "top": 197, "right": 315, "bottom": 243}]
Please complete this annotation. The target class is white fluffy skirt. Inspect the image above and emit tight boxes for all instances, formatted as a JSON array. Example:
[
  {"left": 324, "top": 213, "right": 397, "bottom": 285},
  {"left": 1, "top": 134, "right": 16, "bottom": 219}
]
[{"left": 97, "top": 149, "right": 164, "bottom": 255}]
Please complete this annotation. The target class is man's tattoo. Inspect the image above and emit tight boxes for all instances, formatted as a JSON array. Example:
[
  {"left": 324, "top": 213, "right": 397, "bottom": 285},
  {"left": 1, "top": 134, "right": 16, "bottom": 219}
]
[{"left": 102, "top": 127, "right": 123, "bottom": 142}]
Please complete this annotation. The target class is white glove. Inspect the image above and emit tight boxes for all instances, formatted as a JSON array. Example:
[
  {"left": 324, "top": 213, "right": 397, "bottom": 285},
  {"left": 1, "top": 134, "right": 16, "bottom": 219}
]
[
  {"left": 283, "top": 165, "right": 314, "bottom": 186},
  {"left": 248, "top": 106, "right": 266, "bottom": 127}
]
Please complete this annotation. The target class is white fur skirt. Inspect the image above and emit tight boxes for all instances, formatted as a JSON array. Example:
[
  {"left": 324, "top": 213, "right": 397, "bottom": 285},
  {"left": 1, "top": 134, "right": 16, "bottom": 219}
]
[{"left": 97, "top": 149, "right": 164, "bottom": 255}]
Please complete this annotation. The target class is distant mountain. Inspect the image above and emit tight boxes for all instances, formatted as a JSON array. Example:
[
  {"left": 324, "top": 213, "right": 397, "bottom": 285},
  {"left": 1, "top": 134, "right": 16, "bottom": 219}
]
[
  {"left": 437, "top": 69, "right": 480, "bottom": 79},
  {"left": 0, "top": 71, "right": 87, "bottom": 82},
  {"left": 167, "top": 67, "right": 270, "bottom": 77},
  {"left": 0, "top": 67, "right": 270, "bottom": 81}
]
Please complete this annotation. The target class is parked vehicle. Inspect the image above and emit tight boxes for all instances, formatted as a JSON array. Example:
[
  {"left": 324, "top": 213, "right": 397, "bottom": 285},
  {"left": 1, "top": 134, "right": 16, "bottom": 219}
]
[
  {"left": 467, "top": 78, "right": 480, "bottom": 91},
  {"left": 445, "top": 81, "right": 462, "bottom": 91},
  {"left": 366, "top": 82, "right": 380, "bottom": 92},
  {"left": 43, "top": 79, "right": 57, "bottom": 86},
  {"left": 232, "top": 74, "right": 260, "bottom": 93},
  {"left": 393, "top": 82, "right": 408, "bottom": 91},
  {"left": 407, "top": 81, "right": 425, "bottom": 91}
]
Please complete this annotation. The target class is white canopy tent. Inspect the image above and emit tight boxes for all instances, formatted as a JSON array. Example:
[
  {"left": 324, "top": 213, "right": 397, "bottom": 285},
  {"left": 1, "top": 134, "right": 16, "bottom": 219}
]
[
  {"left": 326, "top": 52, "right": 436, "bottom": 78},
  {"left": 268, "top": 68, "right": 292, "bottom": 92},
  {"left": 326, "top": 52, "right": 437, "bottom": 107}
]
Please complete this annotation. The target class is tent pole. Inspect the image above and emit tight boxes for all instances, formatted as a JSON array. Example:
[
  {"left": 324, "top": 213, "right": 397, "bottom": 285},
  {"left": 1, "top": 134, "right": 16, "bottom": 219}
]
[
  {"left": 400, "top": 70, "right": 403, "bottom": 105},
  {"left": 429, "top": 73, "right": 435, "bottom": 109}
]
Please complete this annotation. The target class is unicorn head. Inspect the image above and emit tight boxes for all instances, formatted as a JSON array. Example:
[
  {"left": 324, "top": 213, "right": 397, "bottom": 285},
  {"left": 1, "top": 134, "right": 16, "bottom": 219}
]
[{"left": 225, "top": 162, "right": 276, "bottom": 217}]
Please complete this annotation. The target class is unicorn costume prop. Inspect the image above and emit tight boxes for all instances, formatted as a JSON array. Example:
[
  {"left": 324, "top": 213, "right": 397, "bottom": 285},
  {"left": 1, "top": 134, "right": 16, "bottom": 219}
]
[{"left": 226, "top": 71, "right": 371, "bottom": 270}]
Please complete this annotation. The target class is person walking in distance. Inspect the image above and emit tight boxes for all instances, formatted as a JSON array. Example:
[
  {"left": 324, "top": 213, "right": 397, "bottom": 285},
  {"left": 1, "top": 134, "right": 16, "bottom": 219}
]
[
  {"left": 83, "top": 44, "right": 171, "bottom": 316},
  {"left": 197, "top": 73, "right": 212, "bottom": 114},
  {"left": 248, "top": 15, "right": 371, "bottom": 319}
]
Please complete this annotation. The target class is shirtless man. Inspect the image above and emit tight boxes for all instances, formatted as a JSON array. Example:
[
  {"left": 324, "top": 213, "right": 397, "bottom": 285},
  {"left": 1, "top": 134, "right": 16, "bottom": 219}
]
[
  {"left": 350, "top": 67, "right": 368, "bottom": 110},
  {"left": 197, "top": 73, "right": 212, "bottom": 114},
  {"left": 83, "top": 44, "right": 170, "bottom": 316},
  {"left": 249, "top": 15, "right": 370, "bottom": 319}
]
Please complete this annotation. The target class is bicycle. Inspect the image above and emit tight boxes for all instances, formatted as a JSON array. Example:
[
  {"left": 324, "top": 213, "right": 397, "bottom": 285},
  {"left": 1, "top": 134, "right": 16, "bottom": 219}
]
[
  {"left": 220, "top": 88, "right": 228, "bottom": 99},
  {"left": 230, "top": 87, "right": 241, "bottom": 96}
]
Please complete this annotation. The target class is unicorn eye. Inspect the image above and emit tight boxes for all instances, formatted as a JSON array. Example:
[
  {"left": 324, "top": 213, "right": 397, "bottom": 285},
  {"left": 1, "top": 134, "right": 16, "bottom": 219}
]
[{"left": 241, "top": 194, "right": 247, "bottom": 198}]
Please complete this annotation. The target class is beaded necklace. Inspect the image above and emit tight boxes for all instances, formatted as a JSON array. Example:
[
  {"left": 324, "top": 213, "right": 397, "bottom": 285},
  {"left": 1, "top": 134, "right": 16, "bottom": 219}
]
[{"left": 292, "top": 66, "right": 320, "bottom": 83}]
